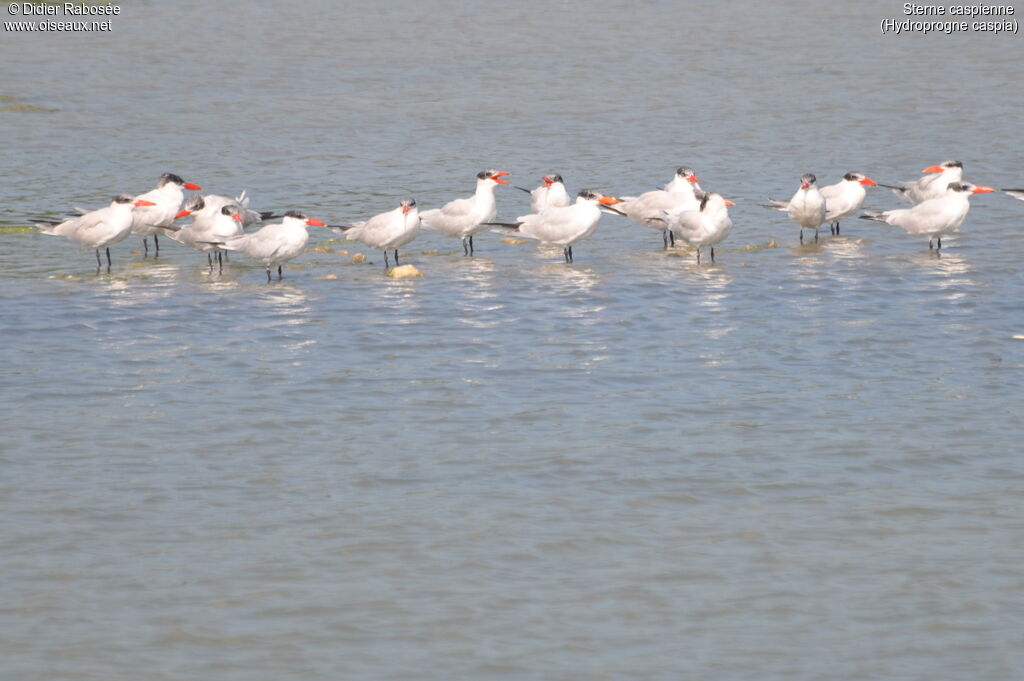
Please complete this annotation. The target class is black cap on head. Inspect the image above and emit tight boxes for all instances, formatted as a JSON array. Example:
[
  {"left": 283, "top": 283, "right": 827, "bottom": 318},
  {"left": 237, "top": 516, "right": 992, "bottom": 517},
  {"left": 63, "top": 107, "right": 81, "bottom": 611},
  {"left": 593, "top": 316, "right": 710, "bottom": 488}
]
[
  {"left": 114, "top": 194, "right": 135, "bottom": 204},
  {"left": 158, "top": 173, "right": 185, "bottom": 187},
  {"left": 220, "top": 205, "right": 236, "bottom": 216},
  {"left": 283, "top": 210, "right": 308, "bottom": 220},
  {"left": 185, "top": 194, "right": 205, "bottom": 211},
  {"left": 577, "top": 189, "right": 601, "bottom": 201},
  {"left": 551, "top": 174, "right": 564, "bottom": 183},
  {"left": 676, "top": 166, "right": 696, "bottom": 177},
  {"left": 801, "top": 173, "right": 817, "bottom": 185},
  {"left": 944, "top": 160, "right": 963, "bottom": 169},
  {"left": 402, "top": 198, "right": 416, "bottom": 207}
]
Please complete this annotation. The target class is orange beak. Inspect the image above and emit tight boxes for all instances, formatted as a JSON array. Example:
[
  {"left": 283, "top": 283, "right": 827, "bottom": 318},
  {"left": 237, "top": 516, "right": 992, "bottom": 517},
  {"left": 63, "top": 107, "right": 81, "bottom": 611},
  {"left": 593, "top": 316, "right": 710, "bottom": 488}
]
[
  {"left": 860, "top": 177, "right": 877, "bottom": 186},
  {"left": 231, "top": 212, "right": 243, "bottom": 222},
  {"left": 971, "top": 186, "right": 995, "bottom": 194},
  {"left": 492, "top": 171, "right": 510, "bottom": 185},
  {"left": 306, "top": 217, "right": 326, "bottom": 226},
  {"left": 174, "top": 208, "right": 191, "bottom": 219},
  {"left": 542, "top": 176, "right": 554, "bottom": 186},
  {"left": 401, "top": 204, "right": 410, "bottom": 214},
  {"left": 184, "top": 182, "right": 202, "bottom": 190},
  {"left": 134, "top": 199, "right": 157, "bottom": 207},
  {"left": 922, "top": 165, "right": 944, "bottom": 174},
  {"left": 688, "top": 175, "right": 700, "bottom": 183},
  {"left": 724, "top": 199, "right": 736, "bottom": 206},
  {"left": 598, "top": 195, "right": 621, "bottom": 205}
]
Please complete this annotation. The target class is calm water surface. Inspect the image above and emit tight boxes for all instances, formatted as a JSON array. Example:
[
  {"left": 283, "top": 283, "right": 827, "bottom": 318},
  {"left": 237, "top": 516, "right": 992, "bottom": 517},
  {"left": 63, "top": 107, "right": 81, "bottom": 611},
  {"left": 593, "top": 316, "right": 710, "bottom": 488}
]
[{"left": 2, "top": 1, "right": 1023, "bottom": 679}]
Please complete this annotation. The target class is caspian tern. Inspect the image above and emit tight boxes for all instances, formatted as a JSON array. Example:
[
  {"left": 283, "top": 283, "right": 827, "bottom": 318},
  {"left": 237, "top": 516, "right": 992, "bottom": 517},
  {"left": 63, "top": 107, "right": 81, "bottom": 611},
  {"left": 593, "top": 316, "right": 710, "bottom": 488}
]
[
  {"left": 664, "top": 193, "right": 735, "bottom": 264},
  {"left": 160, "top": 197, "right": 245, "bottom": 271},
  {"left": 764, "top": 173, "right": 827, "bottom": 244},
  {"left": 420, "top": 169, "right": 509, "bottom": 255},
  {"left": 515, "top": 174, "right": 571, "bottom": 213},
  {"left": 191, "top": 190, "right": 275, "bottom": 229},
  {"left": 131, "top": 173, "right": 202, "bottom": 256},
  {"left": 819, "top": 172, "right": 878, "bottom": 235},
  {"left": 617, "top": 167, "right": 703, "bottom": 248},
  {"left": 331, "top": 198, "right": 420, "bottom": 267},
  {"left": 34, "top": 194, "right": 156, "bottom": 270},
  {"left": 859, "top": 181, "right": 994, "bottom": 250},
  {"left": 878, "top": 160, "right": 963, "bottom": 205},
  {"left": 492, "top": 190, "right": 621, "bottom": 263},
  {"left": 207, "top": 210, "right": 326, "bottom": 281}
]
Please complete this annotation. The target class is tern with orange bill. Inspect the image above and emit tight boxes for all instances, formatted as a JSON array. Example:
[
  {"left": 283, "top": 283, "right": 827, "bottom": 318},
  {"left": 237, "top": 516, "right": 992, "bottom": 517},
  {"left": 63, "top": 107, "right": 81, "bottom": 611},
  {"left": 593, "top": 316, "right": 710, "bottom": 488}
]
[
  {"left": 515, "top": 174, "right": 570, "bottom": 213},
  {"left": 820, "top": 172, "right": 878, "bottom": 235},
  {"left": 34, "top": 194, "right": 156, "bottom": 270},
  {"left": 859, "top": 181, "right": 994, "bottom": 250},
  {"left": 331, "top": 198, "right": 420, "bottom": 267},
  {"left": 764, "top": 173, "right": 827, "bottom": 243},
  {"left": 490, "top": 190, "right": 622, "bottom": 263},
  {"left": 204, "top": 210, "right": 327, "bottom": 281},
  {"left": 130, "top": 172, "right": 202, "bottom": 256},
  {"left": 877, "top": 160, "right": 963, "bottom": 205},
  {"left": 617, "top": 166, "right": 704, "bottom": 248},
  {"left": 185, "top": 190, "right": 277, "bottom": 229},
  {"left": 664, "top": 193, "right": 735, "bottom": 264},
  {"left": 160, "top": 197, "right": 245, "bottom": 271},
  {"left": 420, "top": 169, "right": 509, "bottom": 255}
]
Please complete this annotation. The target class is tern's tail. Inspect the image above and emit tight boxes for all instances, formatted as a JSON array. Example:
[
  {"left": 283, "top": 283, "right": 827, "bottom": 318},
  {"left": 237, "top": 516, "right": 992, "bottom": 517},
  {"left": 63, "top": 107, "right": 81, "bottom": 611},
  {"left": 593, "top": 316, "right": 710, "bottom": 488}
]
[
  {"left": 418, "top": 209, "right": 441, "bottom": 230},
  {"left": 762, "top": 199, "right": 789, "bottom": 211},
  {"left": 858, "top": 211, "right": 888, "bottom": 223},
  {"left": 33, "top": 220, "right": 61, "bottom": 234},
  {"left": 328, "top": 221, "right": 363, "bottom": 240},
  {"left": 879, "top": 184, "right": 911, "bottom": 202},
  {"left": 200, "top": 234, "right": 247, "bottom": 251}
]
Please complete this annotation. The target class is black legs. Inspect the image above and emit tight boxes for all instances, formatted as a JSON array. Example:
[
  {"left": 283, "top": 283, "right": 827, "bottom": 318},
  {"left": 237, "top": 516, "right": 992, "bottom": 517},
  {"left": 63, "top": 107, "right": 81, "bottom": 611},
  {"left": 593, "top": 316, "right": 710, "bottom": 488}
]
[
  {"left": 207, "top": 251, "right": 225, "bottom": 273},
  {"left": 142, "top": 235, "right": 160, "bottom": 257},
  {"left": 94, "top": 248, "right": 112, "bottom": 272},
  {"left": 562, "top": 245, "right": 574, "bottom": 263}
]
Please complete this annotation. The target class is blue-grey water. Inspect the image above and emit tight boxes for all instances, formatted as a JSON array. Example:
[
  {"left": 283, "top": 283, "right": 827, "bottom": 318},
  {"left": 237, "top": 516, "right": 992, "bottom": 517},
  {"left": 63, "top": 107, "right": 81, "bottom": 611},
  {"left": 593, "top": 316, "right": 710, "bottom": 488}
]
[{"left": 2, "top": 1, "right": 1023, "bottom": 679}]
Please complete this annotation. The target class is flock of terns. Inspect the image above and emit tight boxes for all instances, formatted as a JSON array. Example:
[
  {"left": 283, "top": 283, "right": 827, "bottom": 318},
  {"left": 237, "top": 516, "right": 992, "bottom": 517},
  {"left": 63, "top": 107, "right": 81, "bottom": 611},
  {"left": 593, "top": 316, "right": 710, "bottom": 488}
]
[{"left": 31, "top": 162, "right": 1024, "bottom": 280}]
